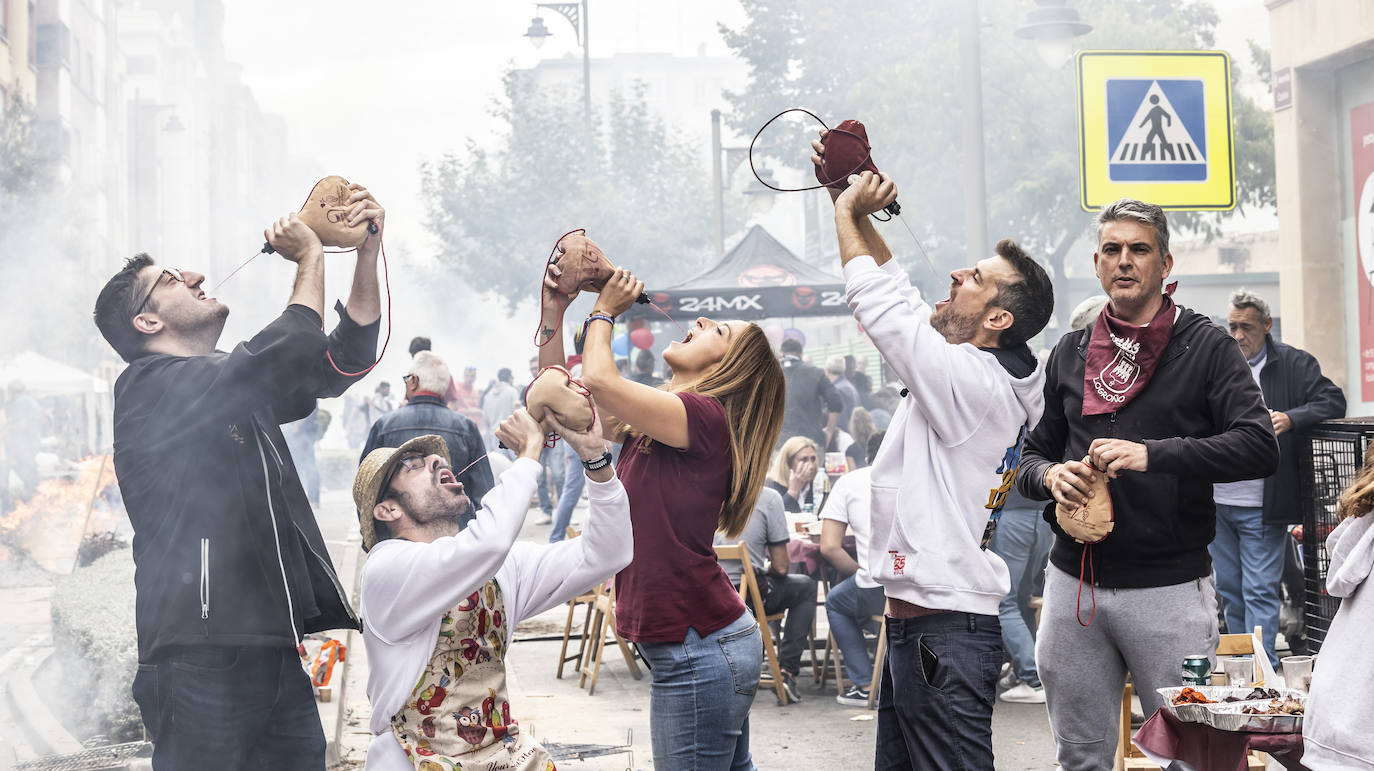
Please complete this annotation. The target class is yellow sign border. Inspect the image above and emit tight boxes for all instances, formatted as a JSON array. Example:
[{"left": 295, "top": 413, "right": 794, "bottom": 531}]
[{"left": 1077, "top": 50, "right": 1235, "bottom": 212}]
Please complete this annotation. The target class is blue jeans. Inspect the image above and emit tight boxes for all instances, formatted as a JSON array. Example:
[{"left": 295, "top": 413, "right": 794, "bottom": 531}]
[
  {"left": 876, "top": 613, "right": 1002, "bottom": 771},
  {"left": 549, "top": 442, "right": 585, "bottom": 543},
  {"left": 989, "top": 505, "right": 1053, "bottom": 687},
  {"left": 825, "top": 575, "right": 886, "bottom": 686},
  {"left": 132, "top": 646, "right": 325, "bottom": 770},
  {"left": 636, "top": 611, "right": 761, "bottom": 771},
  {"left": 1209, "top": 503, "right": 1285, "bottom": 667}
]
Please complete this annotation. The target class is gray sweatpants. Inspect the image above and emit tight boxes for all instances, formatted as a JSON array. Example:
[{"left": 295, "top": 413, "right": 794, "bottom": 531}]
[{"left": 1037, "top": 564, "right": 1219, "bottom": 771}]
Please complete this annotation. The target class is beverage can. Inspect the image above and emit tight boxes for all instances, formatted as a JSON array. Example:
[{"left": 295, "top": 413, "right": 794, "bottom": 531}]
[{"left": 1182, "top": 655, "right": 1212, "bottom": 686}]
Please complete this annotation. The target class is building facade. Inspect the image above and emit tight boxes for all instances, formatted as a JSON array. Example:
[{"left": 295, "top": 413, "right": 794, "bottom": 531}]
[{"left": 1267, "top": 0, "right": 1374, "bottom": 413}]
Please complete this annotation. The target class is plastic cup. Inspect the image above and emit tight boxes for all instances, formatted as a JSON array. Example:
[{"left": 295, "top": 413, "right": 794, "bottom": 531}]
[
  {"left": 1223, "top": 656, "right": 1251, "bottom": 687},
  {"left": 1281, "top": 655, "right": 1314, "bottom": 693}
]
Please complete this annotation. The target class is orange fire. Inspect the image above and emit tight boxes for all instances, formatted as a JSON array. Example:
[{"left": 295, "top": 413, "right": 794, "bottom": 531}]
[{"left": 1, "top": 455, "right": 122, "bottom": 572}]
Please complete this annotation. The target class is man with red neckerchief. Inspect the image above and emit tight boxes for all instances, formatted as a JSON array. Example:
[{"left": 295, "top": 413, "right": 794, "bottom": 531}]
[{"left": 1015, "top": 198, "right": 1278, "bottom": 771}]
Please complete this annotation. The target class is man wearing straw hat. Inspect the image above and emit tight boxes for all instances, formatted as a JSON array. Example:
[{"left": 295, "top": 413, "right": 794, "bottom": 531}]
[{"left": 354, "top": 408, "right": 632, "bottom": 770}]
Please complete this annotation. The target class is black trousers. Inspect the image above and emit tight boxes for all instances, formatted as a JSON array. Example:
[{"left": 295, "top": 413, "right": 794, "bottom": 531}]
[{"left": 133, "top": 645, "right": 325, "bottom": 770}]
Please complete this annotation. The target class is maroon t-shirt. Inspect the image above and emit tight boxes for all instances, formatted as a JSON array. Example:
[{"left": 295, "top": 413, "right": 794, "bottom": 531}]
[{"left": 613, "top": 392, "right": 747, "bottom": 642}]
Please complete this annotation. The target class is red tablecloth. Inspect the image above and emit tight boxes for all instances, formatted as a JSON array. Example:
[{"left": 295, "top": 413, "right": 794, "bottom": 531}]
[
  {"left": 1133, "top": 708, "right": 1309, "bottom": 771},
  {"left": 787, "top": 539, "right": 825, "bottom": 577}
]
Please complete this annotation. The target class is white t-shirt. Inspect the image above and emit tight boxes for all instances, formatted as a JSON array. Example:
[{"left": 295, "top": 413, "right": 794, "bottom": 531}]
[
  {"left": 1214, "top": 348, "right": 1268, "bottom": 508},
  {"left": 360, "top": 458, "right": 633, "bottom": 770},
  {"left": 821, "top": 467, "right": 878, "bottom": 588}
]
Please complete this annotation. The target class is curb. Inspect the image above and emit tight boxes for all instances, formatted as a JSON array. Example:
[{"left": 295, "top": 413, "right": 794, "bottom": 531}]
[{"left": 5, "top": 643, "right": 83, "bottom": 759}]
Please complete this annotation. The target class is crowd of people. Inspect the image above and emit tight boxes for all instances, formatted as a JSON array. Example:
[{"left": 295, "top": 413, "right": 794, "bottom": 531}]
[{"left": 91, "top": 159, "right": 1372, "bottom": 771}]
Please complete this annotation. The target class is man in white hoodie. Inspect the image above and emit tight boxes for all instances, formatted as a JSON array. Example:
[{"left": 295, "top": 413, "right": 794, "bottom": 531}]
[
  {"left": 820, "top": 160, "right": 1053, "bottom": 769},
  {"left": 353, "top": 408, "right": 632, "bottom": 770}
]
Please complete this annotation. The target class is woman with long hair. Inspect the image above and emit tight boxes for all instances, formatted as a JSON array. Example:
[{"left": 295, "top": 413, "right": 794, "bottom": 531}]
[
  {"left": 540, "top": 265, "right": 785, "bottom": 770},
  {"left": 766, "top": 435, "right": 819, "bottom": 513},
  {"left": 1302, "top": 447, "right": 1374, "bottom": 769},
  {"left": 848, "top": 407, "right": 876, "bottom": 469}
]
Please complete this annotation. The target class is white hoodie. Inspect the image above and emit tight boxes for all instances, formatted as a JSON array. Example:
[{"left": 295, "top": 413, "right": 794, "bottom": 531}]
[
  {"left": 844, "top": 256, "right": 1045, "bottom": 616},
  {"left": 1303, "top": 512, "right": 1374, "bottom": 770}
]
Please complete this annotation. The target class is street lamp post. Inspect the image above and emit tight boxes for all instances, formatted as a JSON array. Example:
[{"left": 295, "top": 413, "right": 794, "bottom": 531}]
[
  {"left": 958, "top": 3, "right": 989, "bottom": 263},
  {"left": 711, "top": 109, "right": 778, "bottom": 256},
  {"left": 524, "top": 1, "right": 591, "bottom": 129},
  {"left": 959, "top": 1, "right": 1092, "bottom": 262}
]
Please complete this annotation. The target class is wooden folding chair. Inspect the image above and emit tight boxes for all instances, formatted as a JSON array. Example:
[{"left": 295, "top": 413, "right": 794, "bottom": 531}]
[
  {"left": 714, "top": 543, "right": 793, "bottom": 706},
  {"left": 577, "top": 582, "right": 642, "bottom": 695},
  {"left": 867, "top": 614, "right": 887, "bottom": 709},
  {"left": 555, "top": 528, "right": 600, "bottom": 679},
  {"left": 1115, "top": 625, "right": 1268, "bottom": 770}
]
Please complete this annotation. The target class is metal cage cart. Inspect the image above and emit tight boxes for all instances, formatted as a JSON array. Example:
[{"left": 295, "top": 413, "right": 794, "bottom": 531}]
[{"left": 1296, "top": 418, "right": 1374, "bottom": 653}]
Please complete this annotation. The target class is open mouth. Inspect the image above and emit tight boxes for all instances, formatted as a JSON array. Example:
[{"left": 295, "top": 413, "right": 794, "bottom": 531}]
[{"left": 437, "top": 469, "right": 462, "bottom": 490}]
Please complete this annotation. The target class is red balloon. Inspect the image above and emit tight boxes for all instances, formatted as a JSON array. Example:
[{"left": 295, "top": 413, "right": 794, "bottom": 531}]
[{"left": 630, "top": 328, "right": 655, "bottom": 350}]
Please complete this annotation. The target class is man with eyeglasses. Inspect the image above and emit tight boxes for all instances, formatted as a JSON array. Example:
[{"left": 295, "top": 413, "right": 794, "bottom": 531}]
[
  {"left": 92, "top": 187, "right": 384, "bottom": 770},
  {"left": 354, "top": 409, "right": 631, "bottom": 770}
]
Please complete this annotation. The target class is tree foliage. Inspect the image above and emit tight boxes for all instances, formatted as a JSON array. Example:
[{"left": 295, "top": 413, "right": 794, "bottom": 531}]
[
  {"left": 721, "top": 0, "right": 1276, "bottom": 328},
  {"left": 421, "top": 72, "right": 733, "bottom": 308}
]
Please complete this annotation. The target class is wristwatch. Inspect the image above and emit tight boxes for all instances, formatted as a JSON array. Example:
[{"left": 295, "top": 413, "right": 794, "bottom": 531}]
[{"left": 581, "top": 451, "right": 614, "bottom": 472}]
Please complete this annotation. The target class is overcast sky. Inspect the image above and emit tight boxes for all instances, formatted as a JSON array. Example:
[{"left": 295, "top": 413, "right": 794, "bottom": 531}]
[{"left": 217, "top": 0, "right": 1272, "bottom": 383}]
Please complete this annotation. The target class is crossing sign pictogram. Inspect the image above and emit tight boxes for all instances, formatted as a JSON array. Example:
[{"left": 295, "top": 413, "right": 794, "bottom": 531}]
[{"left": 1078, "top": 51, "right": 1234, "bottom": 211}]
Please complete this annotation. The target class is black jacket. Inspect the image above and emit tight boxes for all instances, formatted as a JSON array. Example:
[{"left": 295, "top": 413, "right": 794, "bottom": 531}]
[
  {"left": 1255, "top": 336, "right": 1346, "bottom": 524},
  {"left": 780, "top": 355, "right": 842, "bottom": 451},
  {"left": 1015, "top": 306, "right": 1279, "bottom": 588},
  {"left": 359, "top": 394, "right": 495, "bottom": 508},
  {"left": 113, "top": 303, "right": 376, "bottom": 661}
]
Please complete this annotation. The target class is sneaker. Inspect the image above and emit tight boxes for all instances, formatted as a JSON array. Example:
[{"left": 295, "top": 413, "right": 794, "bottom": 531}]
[
  {"left": 836, "top": 685, "right": 871, "bottom": 707},
  {"left": 778, "top": 670, "right": 803, "bottom": 704},
  {"left": 999, "top": 682, "right": 1046, "bottom": 704},
  {"left": 533, "top": 514, "right": 553, "bottom": 526},
  {"left": 998, "top": 667, "right": 1021, "bottom": 692}
]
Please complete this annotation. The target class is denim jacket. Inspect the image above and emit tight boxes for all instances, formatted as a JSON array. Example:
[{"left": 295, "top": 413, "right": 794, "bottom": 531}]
[{"left": 360, "top": 394, "right": 495, "bottom": 509}]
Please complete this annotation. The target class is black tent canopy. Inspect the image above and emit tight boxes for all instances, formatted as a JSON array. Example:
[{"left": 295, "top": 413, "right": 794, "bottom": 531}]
[{"left": 625, "top": 225, "right": 849, "bottom": 321}]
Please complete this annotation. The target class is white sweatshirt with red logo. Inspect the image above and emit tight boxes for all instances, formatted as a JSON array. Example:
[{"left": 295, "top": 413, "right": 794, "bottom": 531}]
[{"left": 844, "top": 255, "right": 1045, "bottom": 616}]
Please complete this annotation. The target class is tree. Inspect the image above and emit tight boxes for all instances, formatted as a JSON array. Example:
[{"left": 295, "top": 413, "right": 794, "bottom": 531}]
[
  {"left": 721, "top": 0, "right": 1275, "bottom": 336},
  {"left": 421, "top": 71, "right": 736, "bottom": 309},
  {"left": 0, "top": 92, "right": 89, "bottom": 364}
]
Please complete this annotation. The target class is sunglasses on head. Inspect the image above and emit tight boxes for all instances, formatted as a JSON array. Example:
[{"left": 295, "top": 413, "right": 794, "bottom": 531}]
[{"left": 134, "top": 267, "right": 186, "bottom": 316}]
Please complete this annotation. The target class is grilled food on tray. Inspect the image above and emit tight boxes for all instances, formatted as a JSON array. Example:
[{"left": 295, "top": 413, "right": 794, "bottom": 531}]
[{"left": 1241, "top": 697, "right": 1305, "bottom": 715}]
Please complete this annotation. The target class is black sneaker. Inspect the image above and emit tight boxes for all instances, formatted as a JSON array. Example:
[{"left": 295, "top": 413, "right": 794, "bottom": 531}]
[
  {"left": 836, "top": 684, "right": 870, "bottom": 707},
  {"left": 779, "top": 670, "right": 803, "bottom": 704}
]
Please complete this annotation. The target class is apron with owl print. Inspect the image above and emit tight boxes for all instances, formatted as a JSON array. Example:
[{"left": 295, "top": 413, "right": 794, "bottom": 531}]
[{"left": 390, "top": 579, "right": 554, "bottom": 771}]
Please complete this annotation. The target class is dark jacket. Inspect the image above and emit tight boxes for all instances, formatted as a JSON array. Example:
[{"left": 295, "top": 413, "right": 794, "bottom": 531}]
[
  {"left": 780, "top": 355, "right": 843, "bottom": 451},
  {"left": 113, "top": 303, "right": 377, "bottom": 661},
  {"left": 359, "top": 394, "right": 494, "bottom": 508},
  {"left": 1257, "top": 336, "right": 1346, "bottom": 524},
  {"left": 1015, "top": 306, "right": 1279, "bottom": 588}
]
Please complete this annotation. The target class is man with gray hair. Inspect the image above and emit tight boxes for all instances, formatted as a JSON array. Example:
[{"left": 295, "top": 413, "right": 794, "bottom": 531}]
[
  {"left": 825, "top": 354, "right": 859, "bottom": 437},
  {"left": 1213, "top": 288, "right": 1345, "bottom": 666},
  {"left": 1015, "top": 198, "right": 1278, "bottom": 770},
  {"left": 361, "top": 350, "right": 494, "bottom": 514}
]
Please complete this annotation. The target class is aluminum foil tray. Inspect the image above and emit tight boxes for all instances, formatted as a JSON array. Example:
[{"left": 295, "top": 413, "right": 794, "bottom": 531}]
[
  {"left": 1202, "top": 700, "right": 1305, "bottom": 733},
  {"left": 1155, "top": 687, "right": 1301, "bottom": 724}
]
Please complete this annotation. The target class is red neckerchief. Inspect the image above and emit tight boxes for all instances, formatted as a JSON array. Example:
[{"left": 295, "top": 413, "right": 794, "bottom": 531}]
[{"left": 1082, "top": 285, "right": 1177, "bottom": 416}]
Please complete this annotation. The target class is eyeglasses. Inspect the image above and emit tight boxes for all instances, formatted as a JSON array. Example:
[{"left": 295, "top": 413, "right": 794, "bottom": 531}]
[
  {"left": 378, "top": 452, "right": 429, "bottom": 499},
  {"left": 134, "top": 267, "right": 185, "bottom": 316},
  {"left": 401, "top": 373, "right": 417, "bottom": 384}
]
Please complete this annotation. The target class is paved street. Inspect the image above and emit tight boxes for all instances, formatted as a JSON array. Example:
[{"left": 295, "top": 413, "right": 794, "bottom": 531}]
[{"left": 311, "top": 485, "right": 1061, "bottom": 770}]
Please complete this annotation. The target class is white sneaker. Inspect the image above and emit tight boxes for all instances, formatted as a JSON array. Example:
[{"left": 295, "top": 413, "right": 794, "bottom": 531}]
[
  {"left": 999, "top": 682, "right": 1046, "bottom": 704},
  {"left": 534, "top": 515, "right": 553, "bottom": 525}
]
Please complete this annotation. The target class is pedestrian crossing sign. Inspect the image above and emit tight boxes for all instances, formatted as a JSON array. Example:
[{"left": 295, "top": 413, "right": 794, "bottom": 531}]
[{"left": 1077, "top": 51, "right": 1235, "bottom": 211}]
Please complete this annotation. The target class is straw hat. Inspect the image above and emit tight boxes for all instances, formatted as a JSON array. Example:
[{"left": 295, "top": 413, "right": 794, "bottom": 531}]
[{"left": 353, "top": 434, "right": 450, "bottom": 552}]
